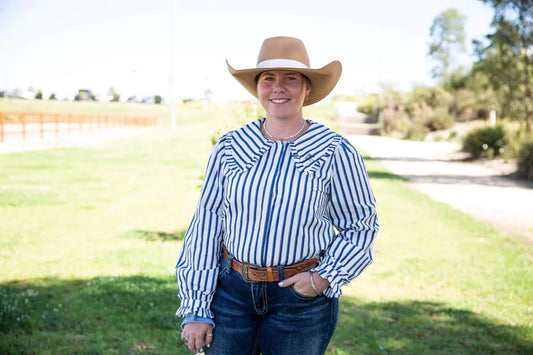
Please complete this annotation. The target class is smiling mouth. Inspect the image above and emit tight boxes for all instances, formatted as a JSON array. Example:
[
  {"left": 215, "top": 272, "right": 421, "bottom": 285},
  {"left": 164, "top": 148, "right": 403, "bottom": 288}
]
[{"left": 270, "top": 99, "right": 290, "bottom": 104}]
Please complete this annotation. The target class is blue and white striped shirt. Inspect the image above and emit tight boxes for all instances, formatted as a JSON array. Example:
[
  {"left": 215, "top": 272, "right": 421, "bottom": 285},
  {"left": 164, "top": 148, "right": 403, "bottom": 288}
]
[{"left": 176, "top": 118, "right": 378, "bottom": 319}]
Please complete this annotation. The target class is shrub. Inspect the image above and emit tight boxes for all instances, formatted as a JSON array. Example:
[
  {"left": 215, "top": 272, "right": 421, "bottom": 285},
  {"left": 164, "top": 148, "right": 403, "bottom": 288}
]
[
  {"left": 404, "top": 122, "right": 429, "bottom": 141},
  {"left": 356, "top": 95, "right": 380, "bottom": 115},
  {"left": 517, "top": 140, "right": 533, "bottom": 181},
  {"left": 391, "top": 116, "right": 428, "bottom": 141},
  {"left": 462, "top": 125, "right": 507, "bottom": 159},
  {"left": 425, "top": 108, "right": 455, "bottom": 131},
  {"left": 477, "top": 108, "right": 490, "bottom": 120}
]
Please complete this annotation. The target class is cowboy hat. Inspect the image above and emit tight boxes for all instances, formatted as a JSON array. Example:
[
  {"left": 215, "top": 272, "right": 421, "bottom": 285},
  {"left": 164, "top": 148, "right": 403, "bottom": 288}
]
[{"left": 226, "top": 36, "right": 342, "bottom": 106}]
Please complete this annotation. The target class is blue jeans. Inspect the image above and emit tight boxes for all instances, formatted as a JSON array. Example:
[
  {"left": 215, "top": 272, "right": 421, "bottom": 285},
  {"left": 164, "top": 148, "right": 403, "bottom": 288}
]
[{"left": 207, "top": 254, "right": 338, "bottom": 355}]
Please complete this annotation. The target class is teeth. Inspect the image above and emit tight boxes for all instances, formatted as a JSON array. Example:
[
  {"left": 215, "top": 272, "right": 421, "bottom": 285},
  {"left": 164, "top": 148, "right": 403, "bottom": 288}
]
[{"left": 271, "top": 99, "right": 289, "bottom": 103}]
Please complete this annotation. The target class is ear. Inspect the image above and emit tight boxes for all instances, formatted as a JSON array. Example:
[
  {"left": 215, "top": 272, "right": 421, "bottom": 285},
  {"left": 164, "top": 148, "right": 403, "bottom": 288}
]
[{"left": 304, "top": 82, "right": 311, "bottom": 101}]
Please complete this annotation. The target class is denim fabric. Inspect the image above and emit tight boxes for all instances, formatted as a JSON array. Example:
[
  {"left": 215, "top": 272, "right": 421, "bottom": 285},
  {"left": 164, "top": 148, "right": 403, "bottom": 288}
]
[{"left": 206, "top": 255, "right": 338, "bottom": 355}]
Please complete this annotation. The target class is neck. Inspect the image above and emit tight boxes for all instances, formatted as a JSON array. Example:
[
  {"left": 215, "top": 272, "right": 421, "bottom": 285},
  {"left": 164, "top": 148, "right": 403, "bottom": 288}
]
[{"left": 263, "top": 117, "right": 307, "bottom": 141}]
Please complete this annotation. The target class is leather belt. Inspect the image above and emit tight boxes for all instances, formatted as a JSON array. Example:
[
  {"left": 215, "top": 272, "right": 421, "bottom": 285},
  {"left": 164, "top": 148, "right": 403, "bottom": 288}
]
[{"left": 222, "top": 247, "right": 319, "bottom": 283}]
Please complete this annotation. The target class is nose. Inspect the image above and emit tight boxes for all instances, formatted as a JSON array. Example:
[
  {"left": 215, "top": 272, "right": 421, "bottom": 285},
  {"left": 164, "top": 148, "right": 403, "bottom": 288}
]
[{"left": 273, "top": 78, "right": 286, "bottom": 93}]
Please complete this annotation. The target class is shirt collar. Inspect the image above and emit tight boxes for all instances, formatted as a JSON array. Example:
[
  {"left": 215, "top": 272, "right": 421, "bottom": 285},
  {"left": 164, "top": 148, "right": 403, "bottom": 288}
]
[{"left": 225, "top": 118, "right": 341, "bottom": 174}]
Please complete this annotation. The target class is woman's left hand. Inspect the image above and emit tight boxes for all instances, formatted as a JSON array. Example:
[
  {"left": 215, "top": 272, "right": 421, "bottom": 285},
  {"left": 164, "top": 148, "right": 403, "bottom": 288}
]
[{"left": 278, "top": 271, "right": 329, "bottom": 296}]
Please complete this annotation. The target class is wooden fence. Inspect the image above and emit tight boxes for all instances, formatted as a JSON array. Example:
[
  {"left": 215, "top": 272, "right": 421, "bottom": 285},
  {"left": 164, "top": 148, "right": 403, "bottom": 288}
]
[{"left": 0, "top": 111, "right": 158, "bottom": 143}]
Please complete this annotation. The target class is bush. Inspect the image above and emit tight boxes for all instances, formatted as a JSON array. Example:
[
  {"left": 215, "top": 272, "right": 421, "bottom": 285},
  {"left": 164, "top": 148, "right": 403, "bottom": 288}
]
[
  {"left": 517, "top": 140, "right": 533, "bottom": 181},
  {"left": 356, "top": 95, "right": 380, "bottom": 115},
  {"left": 404, "top": 123, "right": 429, "bottom": 141},
  {"left": 425, "top": 108, "right": 455, "bottom": 131},
  {"left": 462, "top": 125, "right": 507, "bottom": 159}
]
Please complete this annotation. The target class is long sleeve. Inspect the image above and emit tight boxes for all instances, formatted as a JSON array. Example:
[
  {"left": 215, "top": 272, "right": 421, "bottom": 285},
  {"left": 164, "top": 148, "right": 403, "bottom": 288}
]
[
  {"left": 175, "top": 139, "right": 226, "bottom": 319},
  {"left": 315, "top": 138, "right": 379, "bottom": 297}
]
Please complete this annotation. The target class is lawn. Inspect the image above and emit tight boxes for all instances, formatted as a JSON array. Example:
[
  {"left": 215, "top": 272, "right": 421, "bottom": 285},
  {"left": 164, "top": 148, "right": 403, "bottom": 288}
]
[{"left": 0, "top": 101, "right": 531, "bottom": 354}]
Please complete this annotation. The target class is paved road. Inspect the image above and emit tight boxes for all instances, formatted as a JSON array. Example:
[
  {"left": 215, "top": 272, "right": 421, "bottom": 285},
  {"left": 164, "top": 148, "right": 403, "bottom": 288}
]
[{"left": 349, "top": 135, "right": 533, "bottom": 243}]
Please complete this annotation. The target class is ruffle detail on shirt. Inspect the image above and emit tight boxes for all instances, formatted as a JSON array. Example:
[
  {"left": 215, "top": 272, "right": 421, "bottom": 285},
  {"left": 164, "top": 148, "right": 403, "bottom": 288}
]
[
  {"left": 223, "top": 120, "right": 272, "bottom": 174},
  {"left": 222, "top": 119, "right": 342, "bottom": 175},
  {"left": 290, "top": 125, "right": 342, "bottom": 174}
]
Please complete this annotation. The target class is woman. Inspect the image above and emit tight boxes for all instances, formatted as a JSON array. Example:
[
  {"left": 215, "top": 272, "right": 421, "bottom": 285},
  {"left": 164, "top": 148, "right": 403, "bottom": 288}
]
[{"left": 176, "top": 36, "right": 378, "bottom": 355}]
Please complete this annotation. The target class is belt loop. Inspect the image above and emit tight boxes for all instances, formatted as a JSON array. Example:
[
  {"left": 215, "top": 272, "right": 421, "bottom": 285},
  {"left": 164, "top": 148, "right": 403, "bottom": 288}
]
[
  {"left": 266, "top": 267, "right": 275, "bottom": 282},
  {"left": 278, "top": 265, "right": 285, "bottom": 281}
]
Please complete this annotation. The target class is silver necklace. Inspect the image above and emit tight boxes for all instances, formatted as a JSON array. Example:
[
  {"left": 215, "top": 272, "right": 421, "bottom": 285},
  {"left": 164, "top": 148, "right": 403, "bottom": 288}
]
[{"left": 263, "top": 119, "right": 307, "bottom": 141}]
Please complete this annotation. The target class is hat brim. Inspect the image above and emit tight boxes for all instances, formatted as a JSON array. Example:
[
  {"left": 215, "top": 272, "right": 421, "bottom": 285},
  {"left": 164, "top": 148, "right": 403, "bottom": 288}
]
[{"left": 226, "top": 60, "right": 342, "bottom": 106}]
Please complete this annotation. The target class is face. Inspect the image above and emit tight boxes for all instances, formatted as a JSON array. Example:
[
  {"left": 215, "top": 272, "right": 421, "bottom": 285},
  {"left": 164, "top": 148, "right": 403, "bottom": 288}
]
[{"left": 257, "top": 70, "right": 311, "bottom": 120}]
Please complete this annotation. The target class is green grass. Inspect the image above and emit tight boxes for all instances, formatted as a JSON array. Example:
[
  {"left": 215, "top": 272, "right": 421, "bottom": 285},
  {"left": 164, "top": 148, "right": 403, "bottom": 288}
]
[{"left": 0, "top": 100, "right": 532, "bottom": 354}]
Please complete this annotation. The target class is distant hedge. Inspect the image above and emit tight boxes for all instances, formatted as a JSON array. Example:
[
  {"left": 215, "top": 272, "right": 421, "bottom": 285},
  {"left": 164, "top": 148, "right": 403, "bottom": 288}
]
[
  {"left": 517, "top": 140, "right": 533, "bottom": 181},
  {"left": 462, "top": 125, "right": 507, "bottom": 159}
]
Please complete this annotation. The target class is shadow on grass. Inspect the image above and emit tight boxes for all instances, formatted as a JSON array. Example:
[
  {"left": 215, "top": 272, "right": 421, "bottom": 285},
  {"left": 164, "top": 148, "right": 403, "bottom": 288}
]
[
  {"left": 363, "top": 155, "right": 405, "bottom": 182},
  {"left": 367, "top": 170, "right": 406, "bottom": 181},
  {"left": 119, "top": 229, "right": 186, "bottom": 241},
  {"left": 0, "top": 276, "right": 188, "bottom": 354},
  {"left": 331, "top": 298, "right": 533, "bottom": 354},
  {"left": 2, "top": 276, "right": 532, "bottom": 354}
]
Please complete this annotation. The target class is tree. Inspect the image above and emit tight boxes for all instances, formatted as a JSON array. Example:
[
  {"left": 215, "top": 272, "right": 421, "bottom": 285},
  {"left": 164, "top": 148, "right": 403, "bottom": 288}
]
[
  {"left": 428, "top": 8, "right": 467, "bottom": 84},
  {"left": 474, "top": 0, "right": 533, "bottom": 132},
  {"left": 108, "top": 87, "right": 120, "bottom": 102}
]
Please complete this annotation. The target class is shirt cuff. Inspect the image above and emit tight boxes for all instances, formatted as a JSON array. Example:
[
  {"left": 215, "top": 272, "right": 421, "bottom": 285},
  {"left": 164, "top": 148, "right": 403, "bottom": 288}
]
[{"left": 181, "top": 313, "right": 215, "bottom": 329}]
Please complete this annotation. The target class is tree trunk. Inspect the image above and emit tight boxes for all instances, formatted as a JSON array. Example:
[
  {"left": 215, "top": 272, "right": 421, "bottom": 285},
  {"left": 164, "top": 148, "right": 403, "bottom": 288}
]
[{"left": 518, "top": 1, "right": 532, "bottom": 132}]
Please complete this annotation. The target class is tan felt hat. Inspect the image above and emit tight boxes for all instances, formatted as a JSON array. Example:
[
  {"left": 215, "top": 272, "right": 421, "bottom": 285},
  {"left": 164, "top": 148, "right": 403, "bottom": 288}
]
[{"left": 226, "top": 36, "right": 342, "bottom": 106}]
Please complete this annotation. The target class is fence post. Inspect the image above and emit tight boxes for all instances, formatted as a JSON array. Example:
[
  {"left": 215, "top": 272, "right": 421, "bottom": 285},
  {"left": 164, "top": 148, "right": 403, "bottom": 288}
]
[
  {"left": 0, "top": 112, "right": 4, "bottom": 143},
  {"left": 22, "top": 113, "right": 26, "bottom": 142},
  {"left": 40, "top": 113, "right": 44, "bottom": 140},
  {"left": 55, "top": 114, "right": 59, "bottom": 138}
]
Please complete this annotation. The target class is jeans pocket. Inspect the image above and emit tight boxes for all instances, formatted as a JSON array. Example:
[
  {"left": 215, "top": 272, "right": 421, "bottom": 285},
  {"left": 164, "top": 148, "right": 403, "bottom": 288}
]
[{"left": 288, "top": 285, "right": 318, "bottom": 301}]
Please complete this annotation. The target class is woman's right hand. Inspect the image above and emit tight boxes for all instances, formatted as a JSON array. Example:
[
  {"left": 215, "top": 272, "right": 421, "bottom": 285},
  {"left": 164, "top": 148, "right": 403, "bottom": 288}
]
[{"left": 182, "top": 322, "right": 213, "bottom": 353}]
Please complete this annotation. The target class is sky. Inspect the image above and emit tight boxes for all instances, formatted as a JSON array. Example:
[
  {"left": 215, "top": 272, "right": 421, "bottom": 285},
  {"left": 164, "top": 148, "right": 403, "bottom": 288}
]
[{"left": 0, "top": 0, "right": 495, "bottom": 103}]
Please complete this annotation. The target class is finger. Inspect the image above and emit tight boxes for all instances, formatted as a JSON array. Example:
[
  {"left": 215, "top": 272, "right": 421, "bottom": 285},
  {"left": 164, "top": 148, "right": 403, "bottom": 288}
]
[
  {"left": 278, "top": 274, "right": 299, "bottom": 287},
  {"left": 186, "top": 338, "right": 195, "bottom": 353},
  {"left": 205, "top": 332, "right": 214, "bottom": 348},
  {"left": 185, "top": 336, "right": 199, "bottom": 353},
  {"left": 194, "top": 337, "right": 205, "bottom": 353},
  {"left": 278, "top": 271, "right": 309, "bottom": 287}
]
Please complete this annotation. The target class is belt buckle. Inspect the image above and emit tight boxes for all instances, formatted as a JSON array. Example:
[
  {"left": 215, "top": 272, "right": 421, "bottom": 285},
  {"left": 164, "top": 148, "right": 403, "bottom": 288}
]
[{"left": 241, "top": 263, "right": 255, "bottom": 283}]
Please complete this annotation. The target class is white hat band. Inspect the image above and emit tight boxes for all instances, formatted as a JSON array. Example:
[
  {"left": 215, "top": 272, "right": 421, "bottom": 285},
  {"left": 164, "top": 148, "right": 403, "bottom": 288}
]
[{"left": 257, "top": 59, "right": 310, "bottom": 69}]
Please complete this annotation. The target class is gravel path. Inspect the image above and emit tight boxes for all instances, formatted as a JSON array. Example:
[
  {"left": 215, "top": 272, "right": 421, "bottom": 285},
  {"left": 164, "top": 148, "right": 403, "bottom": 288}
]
[{"left": 349, "top": 135, "right": 533, "bottom": 243}]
